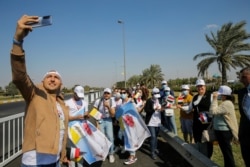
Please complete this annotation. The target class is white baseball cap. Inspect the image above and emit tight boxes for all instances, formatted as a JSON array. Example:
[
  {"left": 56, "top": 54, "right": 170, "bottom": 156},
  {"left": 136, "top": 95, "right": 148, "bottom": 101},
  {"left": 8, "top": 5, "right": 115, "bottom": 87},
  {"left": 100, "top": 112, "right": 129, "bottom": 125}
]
[
  {"left": 161, "top": 80, "right": 167, "bottom": 85},
  {"left": 74, "top": 86, "right": 85, "bottom": 98},
  {"left": 104, "top": 88, "right": 112, "bottom": 94},
  {"left": 164, "top": 86, "right": 170, "bottom": 91},
  {"left": 195, "top": 79, "right": 206, "bottom": 86},
  {"left": 181, "top": 84, "right": 190, "bottom": 90},
  {"left": 217, "top": 85, "right": 232, "bottom": 95}
]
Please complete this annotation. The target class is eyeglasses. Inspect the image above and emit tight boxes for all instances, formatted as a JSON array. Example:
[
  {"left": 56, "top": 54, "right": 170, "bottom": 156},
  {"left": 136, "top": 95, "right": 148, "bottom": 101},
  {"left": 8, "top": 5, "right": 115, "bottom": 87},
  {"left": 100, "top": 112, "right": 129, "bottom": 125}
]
[
  {"left": 120, "top": 92, "right": 126, "bottom": 94},
  {"left": 104, "top": 92, "right": 110, "bottom": 94}
]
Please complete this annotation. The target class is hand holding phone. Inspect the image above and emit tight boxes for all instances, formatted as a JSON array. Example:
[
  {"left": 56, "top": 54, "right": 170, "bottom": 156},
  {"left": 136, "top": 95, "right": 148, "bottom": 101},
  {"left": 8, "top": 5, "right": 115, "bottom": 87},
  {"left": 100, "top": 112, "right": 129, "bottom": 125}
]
[{"left": 26, "top": 15, "right": 52, "bottom": 28}]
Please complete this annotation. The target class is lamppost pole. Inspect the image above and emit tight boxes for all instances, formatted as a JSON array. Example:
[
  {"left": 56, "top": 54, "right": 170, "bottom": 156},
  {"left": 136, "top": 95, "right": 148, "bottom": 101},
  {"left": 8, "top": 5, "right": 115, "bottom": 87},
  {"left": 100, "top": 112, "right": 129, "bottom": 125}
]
[{"left": 118, "top": 19, "right": 126, "bottom": 88}]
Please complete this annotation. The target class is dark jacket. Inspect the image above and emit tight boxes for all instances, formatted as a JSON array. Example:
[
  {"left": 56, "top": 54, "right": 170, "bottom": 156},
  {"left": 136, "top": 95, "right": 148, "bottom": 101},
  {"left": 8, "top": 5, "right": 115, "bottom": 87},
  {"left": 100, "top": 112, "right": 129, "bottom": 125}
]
[
  {"left": 192, "top": 92, "right": 212, "bottom": 142},
  {"left": 144, "top": 98, "right": 164, "bottom": 125},
  {"left": 238, "top": 88, "right": 250, "bottom": 145}
]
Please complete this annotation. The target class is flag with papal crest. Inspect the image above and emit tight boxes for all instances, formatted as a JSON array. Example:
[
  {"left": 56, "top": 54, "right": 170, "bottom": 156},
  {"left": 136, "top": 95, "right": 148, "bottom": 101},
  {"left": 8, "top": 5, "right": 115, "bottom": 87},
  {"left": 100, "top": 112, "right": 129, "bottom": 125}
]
[{"left": 115, "top": 102, "right": 151, "bottom": 151}]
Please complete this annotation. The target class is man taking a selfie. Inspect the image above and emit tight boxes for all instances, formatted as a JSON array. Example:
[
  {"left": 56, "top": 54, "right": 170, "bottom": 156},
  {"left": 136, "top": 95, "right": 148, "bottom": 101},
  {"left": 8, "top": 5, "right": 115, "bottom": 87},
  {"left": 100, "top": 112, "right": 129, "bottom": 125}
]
[{"left": 11, "top": 15, "right": 69, "bottom": 166}]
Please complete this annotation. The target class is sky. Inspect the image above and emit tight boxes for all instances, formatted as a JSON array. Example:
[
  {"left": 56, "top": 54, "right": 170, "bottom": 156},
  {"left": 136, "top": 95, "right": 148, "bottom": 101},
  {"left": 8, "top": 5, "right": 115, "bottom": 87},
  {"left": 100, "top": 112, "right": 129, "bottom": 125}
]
[{"left": 1, "top": 0, "right": 250, "bottom": 89}]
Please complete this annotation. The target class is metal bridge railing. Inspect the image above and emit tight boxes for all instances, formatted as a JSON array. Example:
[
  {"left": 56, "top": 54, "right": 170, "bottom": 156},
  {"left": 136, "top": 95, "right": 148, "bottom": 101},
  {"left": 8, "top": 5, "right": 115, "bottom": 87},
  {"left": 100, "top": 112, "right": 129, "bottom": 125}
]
[{"left": 0, "top": 113, "right": 24, "bottom": 166}]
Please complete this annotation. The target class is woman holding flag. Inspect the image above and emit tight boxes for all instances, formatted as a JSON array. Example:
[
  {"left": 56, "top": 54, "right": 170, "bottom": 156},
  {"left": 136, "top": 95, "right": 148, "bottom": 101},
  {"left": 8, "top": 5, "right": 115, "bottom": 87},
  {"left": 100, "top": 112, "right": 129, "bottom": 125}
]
[{"left": 115, "top": 88, "right": 151, "bottom": 165}]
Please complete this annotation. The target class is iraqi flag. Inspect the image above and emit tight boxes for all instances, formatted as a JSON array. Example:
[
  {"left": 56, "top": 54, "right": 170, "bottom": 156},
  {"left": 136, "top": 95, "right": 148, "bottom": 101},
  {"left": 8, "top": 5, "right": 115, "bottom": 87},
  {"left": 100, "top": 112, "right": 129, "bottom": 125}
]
[
  {"left": 115, "top": 102, "right": 151, "bottom": 151},
  {"left": 68, "top": 120, "right": 112, "bottom": 165}
]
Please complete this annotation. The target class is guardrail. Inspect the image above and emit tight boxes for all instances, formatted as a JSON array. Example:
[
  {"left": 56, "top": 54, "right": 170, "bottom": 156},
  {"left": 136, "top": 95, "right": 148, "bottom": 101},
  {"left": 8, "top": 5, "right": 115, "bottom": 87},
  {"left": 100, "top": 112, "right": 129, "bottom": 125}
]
[
  {"left": 0, "top": 91, "right": 102, "bottom": 166},
  {"left": 159, "top": 126, "right": 219, "bottom": 167},
  {"left": 0, "top": 113, "right": 24, "bottom": 166}
]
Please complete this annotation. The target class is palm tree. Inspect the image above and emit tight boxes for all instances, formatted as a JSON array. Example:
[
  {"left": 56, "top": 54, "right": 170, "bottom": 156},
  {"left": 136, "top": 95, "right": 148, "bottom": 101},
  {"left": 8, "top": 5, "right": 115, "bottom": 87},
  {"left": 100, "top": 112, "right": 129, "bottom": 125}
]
[
  {"left": 127, "top": 75, "right": 142, "bottom": 88},
  {"left": 193, "top": 21, "right": 250, "bottom": 84},
  {"left": 141, "top": 64, "right": 164, "bottom": 88}
]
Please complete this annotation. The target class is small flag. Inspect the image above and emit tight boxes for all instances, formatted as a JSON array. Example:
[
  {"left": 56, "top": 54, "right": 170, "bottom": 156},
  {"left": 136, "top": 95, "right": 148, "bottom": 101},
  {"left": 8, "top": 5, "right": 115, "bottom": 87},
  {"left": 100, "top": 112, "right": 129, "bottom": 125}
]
[
  {"left": 69, "top": 127, "right": 81, "bottom": 144},
  {"left": 166, "top": 95, "right": 175, "bottom": 104},
  {"left": 177, "top": 96, "right": 184, "bottom": 104},
  {"left": 89, "top": 108, "right": 102, "bottom": 120}
]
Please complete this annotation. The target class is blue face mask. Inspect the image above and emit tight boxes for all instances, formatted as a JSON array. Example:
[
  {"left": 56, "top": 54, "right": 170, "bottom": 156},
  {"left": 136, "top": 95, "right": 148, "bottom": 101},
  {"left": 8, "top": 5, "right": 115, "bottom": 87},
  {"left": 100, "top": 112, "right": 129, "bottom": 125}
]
[
  {"left": 165, "top": 91, "right": 170, "bottom": 96},
  {"left": 121, "top": 94, "right": 127, "bottom": 99},
  {"left": 182, "top": 90, "right": 188, "bottom": 96},
  {"left": 162, "top": 85, "right": 167, "bottom": 89}
]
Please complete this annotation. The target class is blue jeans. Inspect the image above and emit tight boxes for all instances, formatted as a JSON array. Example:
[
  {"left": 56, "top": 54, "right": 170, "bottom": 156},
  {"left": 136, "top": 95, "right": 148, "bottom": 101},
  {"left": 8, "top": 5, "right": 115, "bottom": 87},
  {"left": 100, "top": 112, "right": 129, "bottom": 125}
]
[
  {"left": 99, "top": 117, "right": 114, "bottom": 154},
  {"left": 147, "top": 126, "right": 160, "bottom": 156},
  {"left": 164, "top": 115, "right": 177, "bottom": 135}
]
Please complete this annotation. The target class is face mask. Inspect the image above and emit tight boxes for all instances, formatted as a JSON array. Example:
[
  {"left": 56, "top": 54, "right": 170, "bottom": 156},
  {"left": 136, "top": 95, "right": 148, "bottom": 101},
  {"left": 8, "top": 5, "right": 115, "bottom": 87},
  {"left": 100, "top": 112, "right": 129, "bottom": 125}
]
[
  {"left": 165, "top": 91, "right": 170, "bottom": 96},
  {"left": 115, "top": 93, "right": 121, "bottom": 99},
  {"left": 121, "top": 94, "right": 127, "bottom": 99},
  {"left": 153, "top": 94, "right": 160, "bottom": 99},
  {"left": 182, "top": 90, "right": 188, "bottom": 96},
  {"left": 162, "top": 85, "right": 167, "bottom": 89}
]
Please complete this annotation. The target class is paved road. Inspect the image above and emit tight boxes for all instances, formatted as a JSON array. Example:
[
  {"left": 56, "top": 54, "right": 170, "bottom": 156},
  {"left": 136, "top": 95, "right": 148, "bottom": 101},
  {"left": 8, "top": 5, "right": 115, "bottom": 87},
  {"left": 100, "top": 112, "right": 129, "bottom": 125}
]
[{"left": 5, "top": 137, "right": 191, "bottom": 167}]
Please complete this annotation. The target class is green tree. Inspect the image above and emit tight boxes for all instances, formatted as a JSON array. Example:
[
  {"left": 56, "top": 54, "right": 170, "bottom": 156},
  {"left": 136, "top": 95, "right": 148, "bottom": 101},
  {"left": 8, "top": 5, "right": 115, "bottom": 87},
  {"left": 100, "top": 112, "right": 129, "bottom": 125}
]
[
  {"left": 141, "top": 64, "right": 164, "bottom": 88},
  {"left": 193, "top": 21, "right": 250, "bottom": 84},
  {"left": 127, "top": 75, "right": 142, "bottom": 88},
  {"left": 5, "top": 82, "right": 19, "bottom": 97}
]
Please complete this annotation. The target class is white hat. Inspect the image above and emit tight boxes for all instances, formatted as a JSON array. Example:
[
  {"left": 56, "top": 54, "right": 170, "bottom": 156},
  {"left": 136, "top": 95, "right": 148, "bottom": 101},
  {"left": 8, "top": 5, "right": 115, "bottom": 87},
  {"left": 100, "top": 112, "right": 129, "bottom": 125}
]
[
  {"left": 152, "top": 87, "right": 160, "bottom": 98},
  {"left": 161, "top": 80, "right": 167, "bottom": 85},
  {"left": 217, "top": 85, "right": 232, "bottom": 95},
  {"left": 164, "top": 86, "right": 170, "bottom": 91},
  {"left": 195, "top": 79, "right": 206, "bottom": 86},
  {"left": 74, "top": 86, "right": 84, "bottom": 98},
  {"left": 181, "top": 84, "right": 190, "bottom": 90},
  {"left": 104, "top": 88, "right": 112, "bottom": 94},
  {"left": 152, "top": 87, "right": 160, "bottom": 93}
]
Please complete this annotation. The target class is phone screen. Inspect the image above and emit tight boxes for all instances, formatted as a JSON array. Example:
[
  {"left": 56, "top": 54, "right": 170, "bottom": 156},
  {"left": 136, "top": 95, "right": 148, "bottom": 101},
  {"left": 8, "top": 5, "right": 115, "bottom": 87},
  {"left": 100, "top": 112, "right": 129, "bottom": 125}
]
[{"left": 26, "top": 15, "right": 52, "bottom": 28}]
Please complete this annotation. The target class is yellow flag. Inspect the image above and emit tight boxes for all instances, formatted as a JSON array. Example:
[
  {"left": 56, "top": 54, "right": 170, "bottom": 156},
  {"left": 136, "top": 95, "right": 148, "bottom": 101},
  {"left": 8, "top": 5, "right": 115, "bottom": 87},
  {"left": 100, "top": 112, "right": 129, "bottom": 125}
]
[
  {"left": 89, "top": 108, "right": 102, "bottom": 120},
  {"left": 69, "top": 127, "right": 81, "bottom": 144}
]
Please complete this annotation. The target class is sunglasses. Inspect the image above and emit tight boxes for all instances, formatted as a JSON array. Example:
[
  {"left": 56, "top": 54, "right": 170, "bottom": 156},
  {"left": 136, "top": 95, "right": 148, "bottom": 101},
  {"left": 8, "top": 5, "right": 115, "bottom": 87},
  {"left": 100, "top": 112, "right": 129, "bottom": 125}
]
[
  {"left": 120, "top": 92, "right": 126, "bottom": 94},
  {"left": 104, "top": 92, "right": 110, "bottom": 94},
  {"left": 153, "top": 92, "right": 160, "bottom": 95}
]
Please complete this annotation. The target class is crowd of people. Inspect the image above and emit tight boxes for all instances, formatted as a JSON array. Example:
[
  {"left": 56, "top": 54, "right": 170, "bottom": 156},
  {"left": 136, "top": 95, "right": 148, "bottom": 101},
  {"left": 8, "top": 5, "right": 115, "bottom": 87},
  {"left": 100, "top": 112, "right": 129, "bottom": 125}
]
[{"left": 11, "top": 15, "right": 250, "bottom": 167}]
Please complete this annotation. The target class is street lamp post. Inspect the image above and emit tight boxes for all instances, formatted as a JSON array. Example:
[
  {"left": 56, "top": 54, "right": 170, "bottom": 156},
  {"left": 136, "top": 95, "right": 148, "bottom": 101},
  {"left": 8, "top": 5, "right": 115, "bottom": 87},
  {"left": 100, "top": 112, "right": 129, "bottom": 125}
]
[{"left": 117, "top": 19, "right": 126, "bottom": 88}]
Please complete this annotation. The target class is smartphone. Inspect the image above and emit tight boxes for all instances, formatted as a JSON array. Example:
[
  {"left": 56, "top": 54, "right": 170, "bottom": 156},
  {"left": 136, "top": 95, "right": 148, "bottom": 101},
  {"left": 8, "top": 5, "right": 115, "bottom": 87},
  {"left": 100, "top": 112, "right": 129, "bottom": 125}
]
[{"left": 27, "top": 15, "right": 52, "bottom": 28}]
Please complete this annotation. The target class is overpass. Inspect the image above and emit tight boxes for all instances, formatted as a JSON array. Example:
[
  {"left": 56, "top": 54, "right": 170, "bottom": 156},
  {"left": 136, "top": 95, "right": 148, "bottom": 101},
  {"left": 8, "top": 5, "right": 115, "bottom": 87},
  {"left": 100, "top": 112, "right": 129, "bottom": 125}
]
[{"left": 0, "top": 91, "right": 219, "bottom": 167}]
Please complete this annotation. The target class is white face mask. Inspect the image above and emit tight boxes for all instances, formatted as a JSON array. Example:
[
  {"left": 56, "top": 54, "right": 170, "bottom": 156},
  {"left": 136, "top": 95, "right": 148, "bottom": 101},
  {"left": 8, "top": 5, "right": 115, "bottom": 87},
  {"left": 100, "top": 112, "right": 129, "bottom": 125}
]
[
  {"left": 153, "top": 93, "right": 160, "bottom": 99},
  {"left": 115, "top": 93, "right": 121, "bottom": 99}
]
